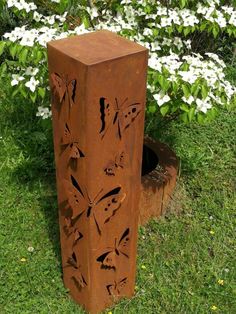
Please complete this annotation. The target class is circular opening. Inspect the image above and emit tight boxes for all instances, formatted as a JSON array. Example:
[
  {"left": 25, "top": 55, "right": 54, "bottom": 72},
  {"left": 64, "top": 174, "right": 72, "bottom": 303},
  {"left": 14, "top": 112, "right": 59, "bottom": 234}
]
[{"left": 141, "top": 144, "right": 159, "bottom": 176}]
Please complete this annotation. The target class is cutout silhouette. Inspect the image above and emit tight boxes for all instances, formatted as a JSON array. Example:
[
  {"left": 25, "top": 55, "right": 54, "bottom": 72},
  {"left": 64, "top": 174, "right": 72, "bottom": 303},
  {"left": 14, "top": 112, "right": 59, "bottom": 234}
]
[
  {"left": 65, "top": 251, "right": 87, "bottom": 291},
  {"left": 100, "top": 97, "right": 141, "bottom": 139},
  {"left": 51, "top": 72, "right": 76, "bottom": 107},
  {"left": 64, "top": 175, "right": 126, "bottom": 235},
  {"left": 61, "top": 123, "right": 85, "bottom": 161},
  {"left": 104, "top": 152, "right": 125, "bottom": 176},
  {"left": 97, "top": 228, "right": 130, "bottom": 270},
  {"left": 106, "top": 277, "right": 127, "bottom": 296}
]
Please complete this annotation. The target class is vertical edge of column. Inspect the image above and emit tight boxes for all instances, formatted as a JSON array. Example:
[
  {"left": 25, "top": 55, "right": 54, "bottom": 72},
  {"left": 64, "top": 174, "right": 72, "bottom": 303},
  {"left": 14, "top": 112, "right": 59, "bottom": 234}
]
[{"left": 47, "top": 43, "right": 91, "bottom": 312}]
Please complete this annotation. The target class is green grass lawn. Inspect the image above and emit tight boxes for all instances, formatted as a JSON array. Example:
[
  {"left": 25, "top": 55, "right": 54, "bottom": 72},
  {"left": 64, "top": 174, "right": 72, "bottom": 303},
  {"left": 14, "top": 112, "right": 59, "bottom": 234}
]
[{"left": 0, "top": 100, "right": 235, "bottom": 314}]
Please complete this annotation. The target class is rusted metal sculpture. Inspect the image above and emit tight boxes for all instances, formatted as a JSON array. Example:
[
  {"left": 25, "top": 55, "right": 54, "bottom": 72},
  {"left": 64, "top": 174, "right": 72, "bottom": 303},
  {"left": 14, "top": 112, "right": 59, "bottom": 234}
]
[{"left": 47, "top": 30, "right": 148, "bottom": 313}]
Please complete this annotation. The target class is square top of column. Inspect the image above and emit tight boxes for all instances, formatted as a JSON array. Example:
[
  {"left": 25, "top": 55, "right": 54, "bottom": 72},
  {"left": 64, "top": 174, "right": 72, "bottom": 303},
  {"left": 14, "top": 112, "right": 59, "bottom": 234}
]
[{"left": 47, "top": 30, "right": 147, "bottom": 66}]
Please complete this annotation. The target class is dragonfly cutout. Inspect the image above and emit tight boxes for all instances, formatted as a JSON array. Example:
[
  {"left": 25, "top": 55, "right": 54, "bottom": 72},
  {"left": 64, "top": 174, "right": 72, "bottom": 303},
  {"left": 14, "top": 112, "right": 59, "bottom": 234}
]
[
  {"left": 64, "top": 175, "right": 126, "bottom": 235},
  {"left": 99, "top": 97, "right": 141, "bottom": 139},
  {"left": 104, "top": 152, "right": 125, "bottom": 176},
  {"left": 51, "top": 72, "right": 76, "bottom": 107},
  {"left": 96, "top": 228, "right": 130, "bottom": 270},
  {"left": 61, "top": 123, "right": 85, "bottom": 160},
  {"left": 65, "top": 251, "right": 87, "bottom": 291},
  {"left": 106, "top": 277, "right": 128, "bottom": 296}
]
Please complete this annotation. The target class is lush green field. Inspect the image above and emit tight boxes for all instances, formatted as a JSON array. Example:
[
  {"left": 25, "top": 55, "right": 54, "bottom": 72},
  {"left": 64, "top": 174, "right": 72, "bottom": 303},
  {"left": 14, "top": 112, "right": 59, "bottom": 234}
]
[{"left": 0, "top": 98, "right": 235, "bottom": 313}]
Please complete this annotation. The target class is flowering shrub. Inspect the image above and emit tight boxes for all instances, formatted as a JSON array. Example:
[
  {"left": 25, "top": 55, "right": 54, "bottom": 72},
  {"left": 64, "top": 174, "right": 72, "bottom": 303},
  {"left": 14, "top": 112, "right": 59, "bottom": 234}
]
[{"left": 0, "top": 0, "right": 235, "bottom": 122}]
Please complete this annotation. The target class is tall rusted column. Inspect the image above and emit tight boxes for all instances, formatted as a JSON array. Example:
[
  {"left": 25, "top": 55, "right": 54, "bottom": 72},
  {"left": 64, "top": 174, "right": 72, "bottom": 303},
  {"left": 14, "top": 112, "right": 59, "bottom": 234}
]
[{"left": 47, "top": 30, "right": 148, "bottom": 313}]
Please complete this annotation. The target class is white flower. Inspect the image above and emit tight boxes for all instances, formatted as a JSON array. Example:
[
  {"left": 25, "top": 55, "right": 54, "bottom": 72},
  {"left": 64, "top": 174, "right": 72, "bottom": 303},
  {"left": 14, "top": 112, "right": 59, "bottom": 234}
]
[
  {"left": 11, "top": 74, "right": 24, "bottom": 86},
  {"left": 36, "top": 106, "right": 52, "bottom": 119},
  {"left": 7, "top": 0, "right": 16, "bottom": 8},
  {"left": 182, "top": 95, "right": 194, "bottom": 105},
  {"left": 19, "top": 30, "right": 38, "bottom": 47},
  {"left": 3, "top": 32, "right": 18, "bottom": 42},
  {"left": 160, "top": 17, "right": 172, "bottom": 27},
  {"left": 74, "top": 24, "right": 89, "bottom": 35},
  {"left": 27, "top": 246, "right": 34, "bottom": 252},
  {"left": 179, "top": 71, "right": 198, "bottom": 84},
  {"left": 184, "top": 40, "right": 191, "bottom": 49},
  {"left": 37, "top": 32, "right": 54, "bottom": 47},
  {"left": 148, "top": 55, "right": 162, "bottom": 72},
  {"left": 25, "top": 77, "right": 39, "bottom": 92},
  {"left": 173, "top": 37, "right": 183, "bottom": 50},
  {"left": 215, "top": 15, "right": 226, "bottom": 28},
  {"left": 25, "top": 67, "right": 39, "bottom": 76},
  {"left": 222, "top": 6, "right": 234, "bottom": 15},
  {"left": 153, "top": 93, "right": 170, "bottom": 106},
  {"left": 51, "top": 0, "right": 60, "bottom": 2},
  {"left": 196, "top": 98, "right": 212, "bottom": 113},
  {"left": 147, "top": 83, "right": 155, "bottom": 93},
  {"left": 150, "top": 41, "right": 161, "bottom": 51},
  {"left": 8, "top": 0, "right": 37, "bottom": 12},
  {"left": 87, "top": 7, "right": 99, "bottom": 19},
  {"left": 44, "top": 15, "right": 56, "bottom": 25},
  {"left": 205, "top": 53, "right": 226, "bottom": 68},
  {"left": 33, "top": 11, "right": 43, "bottom": 22}
]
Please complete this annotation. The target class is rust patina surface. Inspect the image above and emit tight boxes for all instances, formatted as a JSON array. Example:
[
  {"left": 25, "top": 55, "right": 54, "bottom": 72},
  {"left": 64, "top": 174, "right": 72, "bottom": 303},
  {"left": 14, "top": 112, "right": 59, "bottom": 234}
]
[
  {"left": 47, "top": 30, "right": 148, "bottom": 313},
  {"left": 139, "top": 137, "right": 179, "bottom": 225}
]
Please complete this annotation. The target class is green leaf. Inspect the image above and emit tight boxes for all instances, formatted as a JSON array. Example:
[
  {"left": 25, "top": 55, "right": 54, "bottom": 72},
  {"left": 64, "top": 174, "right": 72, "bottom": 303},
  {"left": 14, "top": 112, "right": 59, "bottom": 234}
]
[
  {"left": 160, "top": 104, "right": 169, "bottom": 116},
  {"left": 0, "top": 41, "right": 6, "bottom": 56},
  {"left": 200, "top": 23, "right": 206, "bottom": 31},
  {"left": 197, "top": 113, "right": 205, "bottom": 124},
  {"left": 180, "top": 103, "right": 189, "bottom": 112},
  {"left": 182, "top": 85, "right": 190, "bottom": 98},
  {"left": 9, "top": 44, "right": 18, "bottom": 58},
  {"left": 0, "top": 63, "right": 7, "bottom": 77},
  {"left": 180, "top": 0, "right": 186, "bottom": 9},
  {"left": 157, "top": 74, "right": 169, "bottom": 92},
  {"left": 30, "top": 93, "right": 37, "bottom": 103},
  {"left": 19, "top": 48, "right": 28, "bottom": 64},
  {"left": 157, "top": 74, "right": 164, "bottom": 87},
  {"left": 172, "top": 81, "right": 179, "bottom": 93},
  {"left": 192, "top": 84, "right": 200, "bottom": 98},
  {"left": 12, "top": 88, "right": 19, "bottom": 97},
  {"left": 227, "top": 29, "right": 232, "bottom": 36},
  {"left": 38, "top": 87, "right": 46, "bottom": 99},
  {"left": 183, "top": 27, "right": 190, "bottom": 36},
  {"left": 212, "top": 26, "right": 218, "bottom": 38},
  {"left": 188, "top": 107, "right": 195, "bottom": 122},
  {"left": 201, "top": 85, "right": 208, "bottom": 99},
  {"left": 180, "top": 112, "right": 188, "bottom": 123},
  {"left": 19, "top": 85, "right": 27, "bottom": 98},
  {"left": 207, "top": 107, "right": 218, "bottom": 120},
  {"left": 82, "top": 16, "right": 90, "bottom": 28}
]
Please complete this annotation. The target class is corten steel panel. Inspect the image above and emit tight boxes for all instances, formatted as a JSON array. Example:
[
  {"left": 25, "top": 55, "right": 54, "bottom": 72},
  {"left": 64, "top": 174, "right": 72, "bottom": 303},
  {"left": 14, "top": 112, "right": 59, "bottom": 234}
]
[{"left": 47, "top": 30, "right": 148, "bottom": 313}]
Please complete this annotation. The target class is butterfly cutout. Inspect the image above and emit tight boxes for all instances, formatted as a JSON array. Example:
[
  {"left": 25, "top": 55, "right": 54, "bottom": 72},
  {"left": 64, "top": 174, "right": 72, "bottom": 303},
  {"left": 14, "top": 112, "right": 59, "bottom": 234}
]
[
  {"left": 104, "top": 152, "right": 125, "bottom": 176},
  {"left": 99, "top": 97, "right": 141, "bottom": 139},
  {"left": 61, "top": 123, "right": 85, "bottom": 160},
  {"left": 63, "top": 216, "right": 83, "bottom": 246},
  {"left": 51, "top": 72, "right": 76, "bottom": 107},
  {"left": 106, "top": 277, "right": 128, "bottom": 296},
  {"left": 65, "top": 251, "right": 87, "bottom": 290},
  {"left": 63, "top": 175, "right": 126, "bottom": 235},
  {"left": 96, "top": 228, "right": 130, "bottom": 270}
]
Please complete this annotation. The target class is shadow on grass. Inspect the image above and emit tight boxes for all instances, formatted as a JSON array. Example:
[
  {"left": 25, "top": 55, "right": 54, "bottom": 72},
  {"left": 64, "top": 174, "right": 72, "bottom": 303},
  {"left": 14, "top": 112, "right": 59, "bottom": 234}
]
[{"left": 1, "top": 101, "right": 61, "bottom": 264}]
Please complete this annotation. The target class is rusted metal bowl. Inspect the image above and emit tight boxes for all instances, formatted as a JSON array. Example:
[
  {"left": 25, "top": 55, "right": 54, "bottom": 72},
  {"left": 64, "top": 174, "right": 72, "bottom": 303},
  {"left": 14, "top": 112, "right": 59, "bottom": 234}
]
[{"left": 139, "top": 136, "right": 179, "bottom": 225}]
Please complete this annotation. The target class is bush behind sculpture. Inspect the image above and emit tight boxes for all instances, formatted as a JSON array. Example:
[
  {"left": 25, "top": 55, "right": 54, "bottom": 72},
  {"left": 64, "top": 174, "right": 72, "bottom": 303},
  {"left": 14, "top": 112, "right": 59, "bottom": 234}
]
[{"left": 0, "top": 0, "right": 235, "bottom": 124}]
